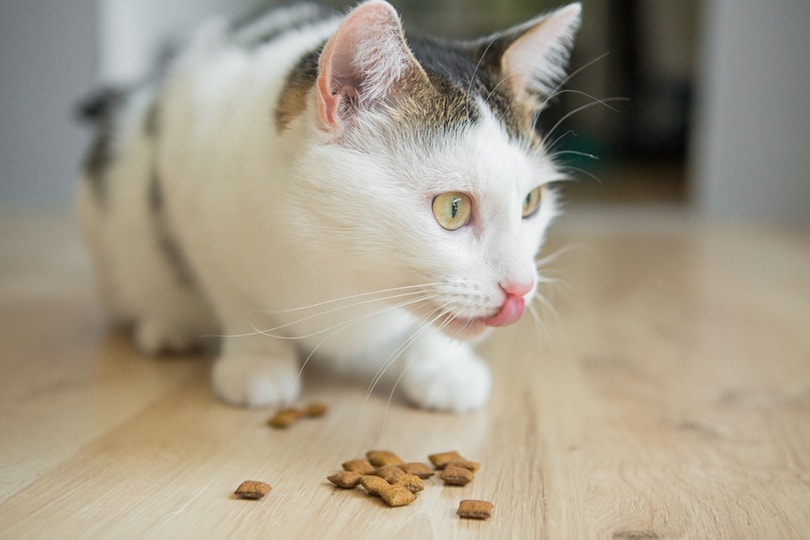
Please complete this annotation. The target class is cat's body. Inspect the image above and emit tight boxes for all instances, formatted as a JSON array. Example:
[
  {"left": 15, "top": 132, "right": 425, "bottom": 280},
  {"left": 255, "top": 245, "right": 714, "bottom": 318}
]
[{"left": 77, "top": 1, "right": 581, "bottom": 412}]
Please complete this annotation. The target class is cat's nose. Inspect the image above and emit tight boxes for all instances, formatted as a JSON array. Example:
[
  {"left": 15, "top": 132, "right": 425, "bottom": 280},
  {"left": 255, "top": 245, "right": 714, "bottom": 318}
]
[{"left": 501, "top": 281, "right": 534, "bottom": 298}]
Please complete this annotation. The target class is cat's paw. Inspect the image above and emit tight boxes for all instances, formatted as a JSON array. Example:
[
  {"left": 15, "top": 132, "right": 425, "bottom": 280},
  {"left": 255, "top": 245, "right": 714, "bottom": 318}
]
[
  {"left": 212, "top": 354, "right": 301, "bottom": 408},
  {"left": 401, "top": 350, "right": 492, "bottom": 413}
]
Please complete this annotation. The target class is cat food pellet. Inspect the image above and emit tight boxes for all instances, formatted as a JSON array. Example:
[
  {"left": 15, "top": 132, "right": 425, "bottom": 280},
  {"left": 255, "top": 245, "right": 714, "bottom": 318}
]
[
  {"left": 448, "top": 459, "right": 480, "bottom": 473},
  {"left": 457, "top": 499, "right": 494, "bottom": 520},
  {"left": 378, "top": 485, "right": 417, "bottom": 507},
  {"left": 304, "top": 402, "right": 328, "bottom": 417},
  {"left": 440, "top": 464, "right": 474, "bottom": 486},
  {"left": 267, "top": 409, "right": 303, "bottom": 428},
  {"left": 428, "top": 451, "right": 465, "bottom": 469},
  {"left": 398, "top": 462, "right": 435, "bottom": 478},
  {"left": 374, "top": 464, "right": 406, "bottom": 482},
  {"left": 360, "top": 475, "right": 390, "bottom": 496},
  {"left": 366, "top": 450, "right": 404, "bottom": 467},
  {"left": 392, "top": 473, "right": 424, "bottom": 493},
  {"left": 234, "top": 480, "right": 272, "bottom": 499},
  {"left": 342, "top": 459, "right": 375, "bottom": 475},
  {"left": 327, "top": 471, "right": 362, "bottom": 489}
]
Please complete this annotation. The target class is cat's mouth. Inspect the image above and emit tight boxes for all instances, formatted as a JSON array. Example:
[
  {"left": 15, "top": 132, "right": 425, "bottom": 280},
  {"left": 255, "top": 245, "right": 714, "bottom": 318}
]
[{"left": 435, "top": 295, "right": 526, "bottom": 338}]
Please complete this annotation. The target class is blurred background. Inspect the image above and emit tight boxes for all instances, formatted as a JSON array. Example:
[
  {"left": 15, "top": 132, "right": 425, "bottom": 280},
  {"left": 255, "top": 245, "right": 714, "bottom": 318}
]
[{"left": 0, "top": 0, "right": 808, "bottom": 222}]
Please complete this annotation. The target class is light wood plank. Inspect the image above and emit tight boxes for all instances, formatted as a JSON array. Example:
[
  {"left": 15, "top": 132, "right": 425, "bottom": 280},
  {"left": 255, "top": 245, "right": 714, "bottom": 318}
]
[{"left": 1, "top": 211, "right": 808, "bottom": 538}]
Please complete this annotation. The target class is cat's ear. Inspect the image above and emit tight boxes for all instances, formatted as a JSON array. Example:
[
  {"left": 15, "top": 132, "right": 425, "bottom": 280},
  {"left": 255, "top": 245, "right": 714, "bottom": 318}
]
[
  {"left": 316, "top": 0, "right": 426, "bottom": 132},
  {"left": 480, "top": 3, "right": 582, "bottom": 99}
]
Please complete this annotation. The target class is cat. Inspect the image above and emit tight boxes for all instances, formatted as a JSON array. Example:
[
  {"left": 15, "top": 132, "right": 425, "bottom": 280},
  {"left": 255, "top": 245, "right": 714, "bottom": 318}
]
[{"left": 76, "top": 0, "right": 581, "bottom": 412}]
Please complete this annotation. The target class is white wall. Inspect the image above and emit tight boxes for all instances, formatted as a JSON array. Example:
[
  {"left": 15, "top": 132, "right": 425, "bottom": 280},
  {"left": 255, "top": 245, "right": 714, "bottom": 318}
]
[
  {"left": 98, "top": 0, "right": 266, "bottom": 84},
  {"left": 0, "top": 0, "right": 96, "bottom": 208},
  {"left": 691, "top": 0, "right": 810, "bottom": 223}
]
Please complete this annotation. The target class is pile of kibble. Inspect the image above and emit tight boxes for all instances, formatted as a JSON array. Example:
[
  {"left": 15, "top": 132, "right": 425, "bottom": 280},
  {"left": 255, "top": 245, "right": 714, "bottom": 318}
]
[{"left": 327, "top": 449, "right": 493, "bottom": 519}]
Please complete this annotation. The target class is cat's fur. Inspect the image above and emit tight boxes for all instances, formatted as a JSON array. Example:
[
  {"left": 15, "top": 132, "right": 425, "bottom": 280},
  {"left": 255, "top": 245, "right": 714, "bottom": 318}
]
[{"left": 77, "top": 1, "right": 581, "bottom": 412}]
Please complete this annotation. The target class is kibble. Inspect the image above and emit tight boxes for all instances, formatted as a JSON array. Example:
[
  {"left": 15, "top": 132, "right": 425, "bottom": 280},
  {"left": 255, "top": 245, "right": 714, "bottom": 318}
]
[
  {"left": 392, "top": 473, "right": 424, "bottom": 493},
  {"left": 440, "top": 464, "right": 475, "bottom": 486},
  {"left": 327, "top": 471, "right": 362, "bottom": 489},
  {"left": 457, "top": 499, "right": 494, "bottom": 520},
  {"left": 366, "top": 450, "right": 404, "bottom": 467},
  {"left": 428, "top": 451, "right": 465, "bottom": 469},
  {"left": 378, "top": 485, "right": 417, "bottom": 507},
  {"left": 304, "top": 402, "right": 328, "bottom": 417},
  {"left": 233, "top": 480, "right": 272, "bottom": 499},
  {"left": 328, "top": 450, "right": 482, "bottom": 513},
  {"left": 374, "top": 464, "right": 406, "bottom": 483},
  {"left": 342, "top": 459, "right": 375, "bottom": 475},
  {"left": 398, "top": 462, "right": 435, "bottom": 479},
  {"left": 359, "top": 475, "right": 390, "bottom": 496},
  {"left": 267, "top": 402, "right": 328, "bottom": 429},
  {"left": 267, "top": 409, "right": 303, "bottom": 428}
]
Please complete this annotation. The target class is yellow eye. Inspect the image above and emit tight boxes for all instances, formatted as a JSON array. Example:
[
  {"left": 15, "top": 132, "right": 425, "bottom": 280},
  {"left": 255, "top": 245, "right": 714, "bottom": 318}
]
[
  {"left": 432, "top": 192, "right": 472, "bottom": 231},
  {"left": 522, "top": 187, "right": 543, "bottom": 218}
]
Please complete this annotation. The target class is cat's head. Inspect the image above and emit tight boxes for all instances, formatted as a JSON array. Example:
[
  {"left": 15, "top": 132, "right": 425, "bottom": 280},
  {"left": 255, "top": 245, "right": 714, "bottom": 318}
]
[{"left": 285, "top": 0, "right": 580, "bottom": 339}]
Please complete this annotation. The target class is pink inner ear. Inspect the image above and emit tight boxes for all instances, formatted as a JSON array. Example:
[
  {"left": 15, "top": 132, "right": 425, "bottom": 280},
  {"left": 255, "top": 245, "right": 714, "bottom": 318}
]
[
  {"left": 501, "top": 4, "right": 581, "bottom": 97},
  {"left": 315, "top": 0, "right": 414, "bottom": 132}
]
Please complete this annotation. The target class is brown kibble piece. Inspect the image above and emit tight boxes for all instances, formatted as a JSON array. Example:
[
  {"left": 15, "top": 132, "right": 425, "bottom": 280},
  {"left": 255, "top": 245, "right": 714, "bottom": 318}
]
[
  {"left": 392, "top": 474, "right": 424, "bottom": 493},
  {"left": 342, "top": 459, "right": 375, "bottom": 475},
  {"left": 359, "top": 475, "right": 390, "bottom": 496},
  {"left": 304, "top": 402, "right": 328, "bottom": 417},
  {"left": 398, "top": 462, "right": 435, "bottom": 479},
  {"left": 366, "top": 450, "right": 404, "bottom": 467},
  {"left": 447, "top": 459, "right": 480, "bottom": 473},
  {"left": 457, "top": 499, "right": 494, "bottom": 519},
  {"left": 378, "top": 485, "right": 417, "bottom": 507},
  {"left": 374, "top": 464, "right": 405, "bottom": 482},
  {"left": 233, "top": 480, "right": 272, "bottom": 499},
  {"left": 327, "top": 471, "right": 362, "bottom": 489},
  {"left": 267, "top": 409, "right": 303, "bottom": 428},
  {"left": 440, "top": 464, "right": 474, "bottom": 486},
  {"left": 428, "top": 451, "right": 464, "bottom": 469}
]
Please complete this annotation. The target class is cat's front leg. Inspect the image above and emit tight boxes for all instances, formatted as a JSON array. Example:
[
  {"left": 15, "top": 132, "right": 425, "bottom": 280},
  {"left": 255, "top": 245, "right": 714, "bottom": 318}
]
[
  {"left": 212, "top": 332, "right": 300, "bottom": 408},
  {"left": 399, "top": 329, "right": 492, "bottom": 413}
]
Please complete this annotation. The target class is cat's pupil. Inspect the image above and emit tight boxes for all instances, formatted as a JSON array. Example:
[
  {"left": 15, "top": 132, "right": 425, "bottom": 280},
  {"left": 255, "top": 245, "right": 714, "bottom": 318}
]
[{"left": 451, "top": 197, "right": 460, "bottom": 219}]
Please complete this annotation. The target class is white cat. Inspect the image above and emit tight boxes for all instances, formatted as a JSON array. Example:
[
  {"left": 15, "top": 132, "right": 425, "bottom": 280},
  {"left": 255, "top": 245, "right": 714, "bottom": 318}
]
[{"left": 76, "top": 1, "right": 581, "bottom": 412}]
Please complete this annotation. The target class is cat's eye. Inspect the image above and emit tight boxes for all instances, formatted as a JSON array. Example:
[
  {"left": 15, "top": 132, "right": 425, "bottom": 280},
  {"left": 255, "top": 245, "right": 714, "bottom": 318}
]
[
  {"left": 522, "top": 187, "right": 543, "bottom": 219},
  {"left": 432, "top": 192, "right": 472, "bottom": 231}
]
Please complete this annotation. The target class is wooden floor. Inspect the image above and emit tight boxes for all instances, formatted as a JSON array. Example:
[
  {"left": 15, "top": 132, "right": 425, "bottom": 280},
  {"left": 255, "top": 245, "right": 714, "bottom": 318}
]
[{"left": 1, "top": 209, "right": 809, "bottom": 539}]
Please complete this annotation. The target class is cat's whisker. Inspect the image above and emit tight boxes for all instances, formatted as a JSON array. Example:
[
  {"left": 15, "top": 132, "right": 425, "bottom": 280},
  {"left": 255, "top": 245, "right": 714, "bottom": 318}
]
[
  {"left": 535, "top": 242, "right": 592, "bottom": 269},
  {"left": 261, "top": 282, "right": 443, "bottom": 314},
  {"left": 248, "top": 295, "right": 436, "bottom": 340},
  {"left": 557, "top": 164, "right": 603, "bottom": 185},
  {"left": 245, "top": 290, "right": 438, "bottom": 339},
  {"left": 540, "top": 51, "right": 611, "bottom": 109},
  {"left": 543, "top": 88, "right": 621, "bottom": 113},
  {"left": 549, "top": 149, "right": 600, "bottom": 162},
  {"left": 543, "top": 128, "right": 576, "bottom": 155},
  {"left": 466, "top": 38, "right": 496, "bottom": 120},
  {"left": 377, "top": 307, "right": 457, "bottom": 439},
  {"left": 363, "top": 296, "right": 461, "bottom": 408},
  {"left": 542, "top": 96, "right": 628, "bottom": 149},
  {"left": 527, "top": 302, "right": 552, "bottom": 344},
  {"left": 287, "top": 294, "right": 442, "bottom": 401}
]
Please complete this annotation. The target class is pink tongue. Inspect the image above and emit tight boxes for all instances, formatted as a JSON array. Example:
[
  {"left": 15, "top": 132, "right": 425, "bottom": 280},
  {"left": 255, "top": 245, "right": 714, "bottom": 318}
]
[{"left": 482, "top": 295, "right": 526, "bottom": 327}]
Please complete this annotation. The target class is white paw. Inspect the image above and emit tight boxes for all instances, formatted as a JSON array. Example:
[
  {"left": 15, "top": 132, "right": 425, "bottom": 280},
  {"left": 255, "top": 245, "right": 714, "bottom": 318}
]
[
  {"left": 212, "top": 354, "right": 301, "bottom": 408},
  {"left": 134, "top": 319, "right": 196, "bottom": 355},
  {"left": 401, "top": 350, "right": 492, "bottom": 413}
]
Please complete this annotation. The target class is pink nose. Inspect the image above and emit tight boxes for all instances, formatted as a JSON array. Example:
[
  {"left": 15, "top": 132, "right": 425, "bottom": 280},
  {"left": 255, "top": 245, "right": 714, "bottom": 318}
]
[{"left": 501, "top": 281, "right": 534, "bottom": 298}]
